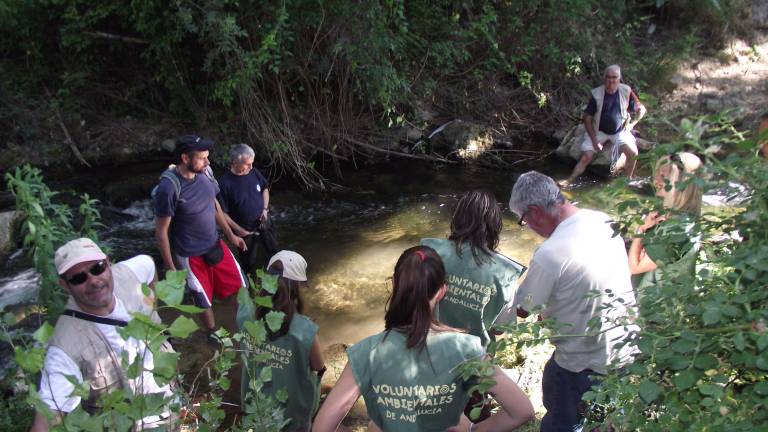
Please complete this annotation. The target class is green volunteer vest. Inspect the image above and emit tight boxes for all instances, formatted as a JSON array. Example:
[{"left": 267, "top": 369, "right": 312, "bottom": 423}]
[
  {"left": 243, "top": 314, "right": 320, "bottom": 430},
  {"left": 421, "top": 238, "right": 525, "bottom": 346},
  {"left": 634, "top": 216, "right": 699, "bottom": 301},
  {"left": 347, "top": 329, "right": 484, "bottom": 432}
]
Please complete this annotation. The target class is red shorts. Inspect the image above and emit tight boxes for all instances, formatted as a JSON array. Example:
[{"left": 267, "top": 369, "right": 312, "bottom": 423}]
[{"left": 176, "top": 240, "right": 245, "bottom": 308}]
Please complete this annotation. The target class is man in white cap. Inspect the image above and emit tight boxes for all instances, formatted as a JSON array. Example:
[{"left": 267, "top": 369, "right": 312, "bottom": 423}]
[{"left": 30, "top": 238, "right": 174, "bottom": 431}]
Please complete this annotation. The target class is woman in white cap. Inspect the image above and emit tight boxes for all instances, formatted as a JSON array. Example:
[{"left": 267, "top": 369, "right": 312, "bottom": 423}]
[{"left": 241, "top": 250, "right": 325, "bottom": 432}]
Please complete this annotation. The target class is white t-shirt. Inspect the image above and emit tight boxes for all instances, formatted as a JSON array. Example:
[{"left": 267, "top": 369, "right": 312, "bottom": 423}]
[
  {"left": 38, "top": 255, "right": 172, "bottom": 414},
  {"left": 512, "top": 209, "right": 638, "bottom": 374}
]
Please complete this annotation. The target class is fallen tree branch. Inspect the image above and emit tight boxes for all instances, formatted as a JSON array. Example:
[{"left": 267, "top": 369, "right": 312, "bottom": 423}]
[
  {"left": 84, "top": 31, "right": 150, "bottom": 44},
  {"left": 46, "top": 88, "right": 91, "bottom": 168}
]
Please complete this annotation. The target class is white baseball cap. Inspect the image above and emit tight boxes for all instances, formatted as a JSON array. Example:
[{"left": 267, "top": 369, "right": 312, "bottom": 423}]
[
  {"left": 54, "top": 238, "right": 107, "bottom": 275},
  {"left": 267, "top": 250, "right": 307, "bottom": 282}
]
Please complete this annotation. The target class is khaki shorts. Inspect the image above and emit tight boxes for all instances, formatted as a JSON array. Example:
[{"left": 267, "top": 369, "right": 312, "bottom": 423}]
[{"left": 581, "top": 130, "right": 638, "bottom": 155}]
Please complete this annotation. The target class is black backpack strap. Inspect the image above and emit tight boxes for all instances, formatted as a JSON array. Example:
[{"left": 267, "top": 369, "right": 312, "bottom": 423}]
[{"left": 61, "top": 309, "right": 129, "bottom": 327}]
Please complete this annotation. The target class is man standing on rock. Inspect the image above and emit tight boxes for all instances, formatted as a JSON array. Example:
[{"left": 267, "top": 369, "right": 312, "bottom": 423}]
[
  {"left": 501, "top": 171, "right": 638, "bottom": 431},
  {"left": 562, "top": 64, "right": 646, "bottom": 186},
  {"left": 217, "top": 143, "right": 278, "bottom": 278},
  {"left": 154, "top": 134, "right": 247, "bottom": 337},
  {"left": 31, "top": 238, "right": 175, "bottom": 431}
]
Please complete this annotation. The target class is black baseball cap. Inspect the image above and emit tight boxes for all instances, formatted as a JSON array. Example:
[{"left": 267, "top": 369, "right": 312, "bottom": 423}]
[{"left": 175, "top": 134, "right": 214, "bottom": 154}]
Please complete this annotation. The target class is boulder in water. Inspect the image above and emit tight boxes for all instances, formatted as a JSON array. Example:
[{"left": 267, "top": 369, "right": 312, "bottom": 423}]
[
  {"left": 554, "top": 124, "right": 656, "bottom": 176},
  {"left": 428, "top": 120, "right": 494, "bottom": 159}
]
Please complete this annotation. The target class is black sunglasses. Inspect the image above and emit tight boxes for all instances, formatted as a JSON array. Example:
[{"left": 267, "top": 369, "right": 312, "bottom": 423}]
[{"left": 65, "top": 260, "right": 108, "bottom": 285}]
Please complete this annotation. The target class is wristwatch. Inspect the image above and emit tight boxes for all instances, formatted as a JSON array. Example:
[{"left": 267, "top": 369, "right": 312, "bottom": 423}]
[{"left": 635, "top": 226, "right": 644, "bottom": 235}]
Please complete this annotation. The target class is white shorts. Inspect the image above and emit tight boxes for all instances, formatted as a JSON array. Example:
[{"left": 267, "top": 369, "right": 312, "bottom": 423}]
[{"left": 581, "top": 130, "right": 638, "bottom": 155}]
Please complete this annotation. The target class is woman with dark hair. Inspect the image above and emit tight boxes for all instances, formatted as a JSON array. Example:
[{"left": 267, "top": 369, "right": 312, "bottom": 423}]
[
  {"left": 312, "top": 246, "right": 534, "bottom": 432},
  {"left": 421, "top": 190, "right": 525, "bottom": 346},
  {"left": 241, "top": 250, "right": 325, "bottom": 432}
]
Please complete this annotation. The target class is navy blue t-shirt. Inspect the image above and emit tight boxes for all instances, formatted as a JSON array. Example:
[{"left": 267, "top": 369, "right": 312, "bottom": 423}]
[
  {"left": 217, "top": 168, "right": 268, "bottom": 231},
  {"left": 585, "top": 90, "right": 637, "bottom": 135},
  {"left": 154, "top": 170, "right": 219, "bottom": 257}
]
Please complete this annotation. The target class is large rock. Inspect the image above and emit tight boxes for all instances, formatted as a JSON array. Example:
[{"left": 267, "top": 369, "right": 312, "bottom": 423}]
[
  {"left": 0, "top": 211, "right": 19, "bottom": 257},
  {"left": 554, "top": 124, "right": 656, "bottom": 176},
  {"left": 428, "top": 120, "right": 494, "bottom": 159},
  {"left": 754, "top": 0, "right": 768, "bottom": 28}
]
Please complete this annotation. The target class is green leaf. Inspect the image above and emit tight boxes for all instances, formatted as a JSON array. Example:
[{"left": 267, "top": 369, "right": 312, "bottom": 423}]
[
  {"left": 261, "top": 273, "right": 278, "bottom": 294},
  {"left": 673, "top": 369, "right": 699, "bottom": 390},
  {"left": 733, "top": 332, "right": 746, "bottom": 351},
  {"left": 694, "top": 354, "right": 718, "bottom": 370},
  {"left": 698, "top": 383, "right": 724, "bottom": 398},
  {"left": 671, "top": 339, "right": 697, "bottom": 353},
  {"left": 259, "top": 365, "right": 273, "bottom": 382},
  {"left": 243, "top": 320, "right": 267, "bottom": 344},
  {"left": 702, "top": 309, "right": 720, "bottom": 325},
  {"left": 167, "top": 316, "right": 198, "bottom": 338},
  {"left": 152, "top": 351, "right": 180, "bottom": 380},
  {"left": 754, "top": 381, "right": 768, "bottom": 395},
  {"left": 757, "top": 334, "right": 768, "bottom": 352},
  {"left": 253, "top": 295, "right": 273, "bottom": 308},
  {"left": 32, "top": 321, "right": 55, "bottom": 344},
  {"left": 265, "top": 311, "right": 286, "bottom": 332},
  {"left": 638, "top": 380, "right": 660, "bottom": 403},
  {"left": 469, "top": 406, "right": 483, "bottom": 420},
  {"left": 169, "top": 304, "right": 204, "bottom": 314},
  {"left": 63, "top": 408, "right": 103, "bottom": 432},
  {"left": 15, "top": 346, "right": 45, "bottom": 373},
  {"left": 155, "top": 270, "right": 188, "bottom": 306}
]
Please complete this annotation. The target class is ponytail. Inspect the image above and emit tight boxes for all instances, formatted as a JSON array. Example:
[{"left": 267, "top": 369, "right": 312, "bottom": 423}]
[
  {"left": 256, "top": 260, "right": 304, "bottom": 340},
  {"left": 384, "top": 246, "right": 446, "bottom": 350}
]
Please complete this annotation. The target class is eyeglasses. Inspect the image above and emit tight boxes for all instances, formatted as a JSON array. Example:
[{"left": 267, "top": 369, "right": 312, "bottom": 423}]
[
  {"left": 518, "top": 209, "right": 528, "bottom": 226},
  {"left": 65, "top": 260, "right": 108, "bottom": 285},
  {"left": 605, "top": 75, "right": 619, "bottom": 79}
]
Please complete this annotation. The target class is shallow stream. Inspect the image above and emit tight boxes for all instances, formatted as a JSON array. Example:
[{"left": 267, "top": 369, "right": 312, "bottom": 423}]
[{"left": 0, "top": 159, "right": 615, "bottom": 352}]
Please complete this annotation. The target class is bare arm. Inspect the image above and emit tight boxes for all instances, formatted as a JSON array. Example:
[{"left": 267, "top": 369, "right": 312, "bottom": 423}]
[
  {"left": 309, "top": 337, "right": 325, "bottom": 372},
  {"left": 628, "top": 238, "right": 657, "bottom": 275},
  {"left": 583, "top": 114, "right": 602, "bottom": 151},
  {"left": 260, "top": 188, "right": 270, "bottom": 222},
  {"left": 30, "top": 409, "right": 62, "bottom": 432},
  {"left": 473, "top": 367, "right": 535, "bottom": 432},
  {"left": 627, "top": 104, "right": 647, "bottom": 131},
  {"left": 312, "top": 363, "right": 361, "bottom": 432},
  {"left": 155, "top": 216, "right": 176, "bottom": 272},
  {"left": 214, "top": 199, "right": 247, "bottom": 251},
  {"left": 628, "top": 211, "right": 665, "bottom": 275}
]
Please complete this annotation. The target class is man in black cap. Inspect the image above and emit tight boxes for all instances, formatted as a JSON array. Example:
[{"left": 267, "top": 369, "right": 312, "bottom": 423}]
[{"left": 154, "top": 134, "right": 247, "bottom": 336}]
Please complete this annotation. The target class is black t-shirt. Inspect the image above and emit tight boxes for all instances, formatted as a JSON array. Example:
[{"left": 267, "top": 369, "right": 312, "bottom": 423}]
[
  {"left": 584, "top": 90, "right": 637, "bottom": 135},
  {"left": 217, "top": 168, "right": 269, "bottom": 231}
]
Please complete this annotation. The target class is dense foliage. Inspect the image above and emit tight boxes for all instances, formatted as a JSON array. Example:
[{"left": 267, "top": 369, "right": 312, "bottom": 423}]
[
  {"left": 2, "top": 169, "right": 290, "bottom": 429},
  {"left": 0, "top": 0, "right": 745, "bottom": 186}
]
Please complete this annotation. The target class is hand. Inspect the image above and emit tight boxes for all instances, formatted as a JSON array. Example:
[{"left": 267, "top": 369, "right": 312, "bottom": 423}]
[
  {"left": 641, "top": 211, "right": 666, "bottom": 232},
  {"left": 260, "top": 209, "right": 269, "bottom": 223},
  {"left": 229, "top": 233, "right": 248, "bottom": 251},
  {"left": 592, "top": 139, "right": 603, "bottom": 152}
]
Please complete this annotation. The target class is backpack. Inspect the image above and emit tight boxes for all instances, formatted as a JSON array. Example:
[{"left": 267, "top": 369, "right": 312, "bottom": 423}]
[{"left": 150, "top": 164, "right": 217, "bottom": 214}]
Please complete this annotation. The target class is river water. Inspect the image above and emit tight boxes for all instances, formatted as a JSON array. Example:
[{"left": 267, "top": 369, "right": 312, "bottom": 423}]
[{"left": 0, "top": 159, "right": 623, "bottom": 352}]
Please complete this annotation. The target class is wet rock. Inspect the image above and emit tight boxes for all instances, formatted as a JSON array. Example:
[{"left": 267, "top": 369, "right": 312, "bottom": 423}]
[
  {"left": 161, "top": 138, "right": 176, "bottom": 153},
  {"left": 320, "top": 343, "right": 349, "bottom": 391},
  {"left": 0, "top": 211, "right": 20, "bottom": 257},
  {"left": 428, "top": 120, "right": 494, "bottom": 159}
]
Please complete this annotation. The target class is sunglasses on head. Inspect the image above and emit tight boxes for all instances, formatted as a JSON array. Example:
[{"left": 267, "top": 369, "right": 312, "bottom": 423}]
[{"left": 65, "top": 260, "right": 108, "bottom": 285}]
